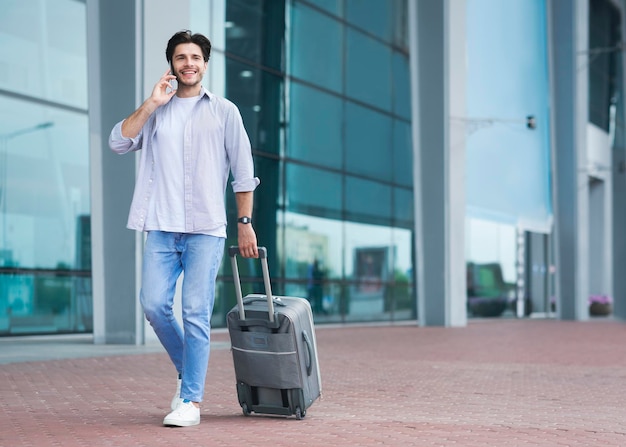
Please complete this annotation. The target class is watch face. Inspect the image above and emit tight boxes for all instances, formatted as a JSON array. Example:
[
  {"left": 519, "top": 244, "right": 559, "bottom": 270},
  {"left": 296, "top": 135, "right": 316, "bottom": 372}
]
[{"left": 238, "top": 216, "right": 251, "bottom": 224}]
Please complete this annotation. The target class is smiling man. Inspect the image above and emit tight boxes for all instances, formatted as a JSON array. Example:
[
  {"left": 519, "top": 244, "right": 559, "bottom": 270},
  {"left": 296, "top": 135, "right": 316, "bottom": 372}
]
[{"left": 108, "top": 30, "right": 260, "bottom": 427}]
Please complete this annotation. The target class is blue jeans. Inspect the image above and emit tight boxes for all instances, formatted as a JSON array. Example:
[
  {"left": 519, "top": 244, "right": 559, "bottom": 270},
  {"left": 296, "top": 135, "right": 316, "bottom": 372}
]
[{"left": 140, "top": 231, "right": 225, "bottom": 403}]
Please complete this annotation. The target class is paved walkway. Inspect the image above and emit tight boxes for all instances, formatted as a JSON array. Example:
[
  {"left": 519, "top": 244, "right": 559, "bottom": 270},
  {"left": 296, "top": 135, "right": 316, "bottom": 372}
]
[{"left": 1, "top": 319, "right": 625, "bottom": 446}]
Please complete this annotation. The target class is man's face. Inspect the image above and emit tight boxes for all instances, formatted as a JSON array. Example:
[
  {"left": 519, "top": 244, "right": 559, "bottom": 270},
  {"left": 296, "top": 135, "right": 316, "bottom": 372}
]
[{"left": 171, "top": 42, "right": 207, "bottom": 87}]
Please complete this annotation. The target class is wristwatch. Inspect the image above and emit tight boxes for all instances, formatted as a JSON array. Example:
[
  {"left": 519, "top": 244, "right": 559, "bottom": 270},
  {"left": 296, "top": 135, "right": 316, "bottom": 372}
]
[{"left": 237, "top": 216, "right": 252, "bottom": 224}]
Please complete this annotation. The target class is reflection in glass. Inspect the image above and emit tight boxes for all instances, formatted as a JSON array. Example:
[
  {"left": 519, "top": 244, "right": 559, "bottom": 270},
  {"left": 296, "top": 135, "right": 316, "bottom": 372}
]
[
  {"left": 342, "top": 221, "right": 414, "bottom": 322},
  {"left": 278, "top": 211, "right": 414, "bottom": 323},
  {"left": 0, "top": 93, "right": 90, "bottom": 336},
  {"left": 0, "top": 273, "right": 92, "bottom": 335},
  {"left": 225, "top": 0, "right": 285, "bottom": 72},
  {"left": 280, "top": 211, "right": 343, "bottom": 318},
  {"left": 225, "top": 58, "right": 284, "bottom": 154},
  {"left": 0, "top": 0, "right": 87, "bottom": 109},
  {"left": 0, "top": 99, "right": 89, "bottom": 269}
]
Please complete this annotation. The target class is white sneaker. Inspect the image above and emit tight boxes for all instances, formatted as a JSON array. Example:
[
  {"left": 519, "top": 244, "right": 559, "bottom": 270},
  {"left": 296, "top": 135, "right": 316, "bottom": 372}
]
[
  {"left": 163, "top": 400, "right": 200, "bottom": 427},
  {"left": 171, "top": 377, "right": 183, "bottom": 410}
]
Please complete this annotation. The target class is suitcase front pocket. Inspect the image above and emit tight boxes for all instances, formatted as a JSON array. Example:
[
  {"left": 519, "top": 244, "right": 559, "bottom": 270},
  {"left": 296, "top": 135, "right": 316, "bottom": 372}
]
[{"left": 230, "top": 330, "right": 303, "bottom": 389}]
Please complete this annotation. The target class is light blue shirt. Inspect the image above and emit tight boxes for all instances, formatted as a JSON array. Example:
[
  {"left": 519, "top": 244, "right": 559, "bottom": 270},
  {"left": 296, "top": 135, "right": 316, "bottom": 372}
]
[
  {"left": 145, "top": 94, "right": 199, "bottom": 233},
  {"left": 108, "top": 87, "right": 260, "bottom": 235}
]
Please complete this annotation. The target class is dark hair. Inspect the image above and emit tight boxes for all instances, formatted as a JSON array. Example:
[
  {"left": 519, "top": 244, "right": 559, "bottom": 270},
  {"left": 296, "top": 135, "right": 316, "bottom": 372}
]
[{"left": 165, "top": 30, "right": 211, "bottom": 63}]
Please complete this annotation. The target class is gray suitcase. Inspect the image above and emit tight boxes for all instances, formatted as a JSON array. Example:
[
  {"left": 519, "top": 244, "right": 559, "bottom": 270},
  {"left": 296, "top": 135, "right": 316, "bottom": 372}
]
[{"left": 226, "top": 246, "right": 322, "bottom": 419}]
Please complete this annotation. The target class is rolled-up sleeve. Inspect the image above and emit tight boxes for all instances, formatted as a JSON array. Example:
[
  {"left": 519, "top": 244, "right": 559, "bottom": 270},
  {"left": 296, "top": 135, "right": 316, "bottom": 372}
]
[
  {"left": 108, "top": 120, "right": 143, "bottom": 154},
  {"left": 231, "top": 176, "right": 260, "bottom": 192},
  {"left": 224, "top": 103, "right": 260, "bottom": 193}
]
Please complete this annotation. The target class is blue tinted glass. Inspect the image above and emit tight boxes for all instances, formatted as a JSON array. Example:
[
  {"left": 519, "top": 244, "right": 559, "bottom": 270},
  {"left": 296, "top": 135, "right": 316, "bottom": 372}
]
[
  {"left": 345, "top": 0, "right": 392, "bottom": 42},
  {"left": 393, "top": 52, "right": 411, "bottom": 119},
  {"left": 393, "top": 120, "right": 412, "bottom": 187},
  {"left": 343, "top": 222, "right": 392, "bottom": 321},
  {"left": 394, "top": 187, "right": 413, "bottom": 228},
  {"left": 281, "top": 211, "right": 344, "bottom": 281},
  {"left": 0, "top": 97, "right": 89, "bottom": 269},
  {"left": 345, "top": 102, "right": 392, "bottom": 181},
  {"left": 290, "top": 2, "right": 343, "bottom": 93},
  {"left": 346, "top": 29, "right": 392, "bottom": 111},
  {"left": 0, "top": 0, "right": 87, "bottom": 109},
  {"left": 289, "top": 82, "right": 342, "bottom": 168},
  {"left": 345, "top": 175, "right": 391, "bottom": 224},
  {"left": 286, "top": 163, "right": 342, "bottom": 218},
  {"left": 305, "top": 0, "right": 343, "bottom": 17},
  {"left": 225, "top": 58, "right": 284, "bottom": 154},
  {"left": 225, "top": 0, "right": 285, "bottom": 71}
]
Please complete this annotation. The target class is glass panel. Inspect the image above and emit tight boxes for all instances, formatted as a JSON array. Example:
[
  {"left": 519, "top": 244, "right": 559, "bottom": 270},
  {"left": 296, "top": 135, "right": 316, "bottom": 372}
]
[
  {"left": 393, "top": 187, "right": 413, "bottom": 228},
  {"left": 288, "top": 82, "right": 342, "bottom": 168},
  {"left": 345, "top": 102, "right": 392, "bottom": 181},
  {"left": 289, "top": 2, "right": 343, "bottom": 93},
  {"left": 393, "top": 119, "right": 412, "bottom": 187},
  {"left": 346, "top": 29, "right": 392, "bottom": 111},
  {"left": 0, "top": 0, "right": 87, "bottom": 109},
  {"left": 0, "top": 273, "right": 92, "bottom": 335},
  {"left": 387, "top": 227, "right": 414, "bottom": 318},
  {"left": 393, "top": 52, "right": 411, "bottom": 119},
  {"left": 343, "top": 221, "right": 392, "bottom": 321},
  {"left": 589, "top": 0, "right": 621, "bottom": 132},
  {"left": 306, "top": 0, "right": 343, "bottom": 17},
  {"left": 280, "top": 211, "right": 343, "bottom": 320},
  {"left": 345, "top": 175, "right": 391, "bottom": 226},
  {"left": 465, "top": 217, "right": 517, "bottom": 319},
  {"left": 0, "top": 98, "right": 89, "bottom": 269},
  {"left": 345, "top": 0, "right": 392, "bottom": 42},
  {"left": 225, "top": 0, "right": 285, "bottom": 72},
  {"left": 225, "top": 58, "right": 284, "bottom": 154},
  {"left": 286, "top": 163, "right": 342, "bottom": 219},
  {"left": 391, "top": 0, "right": 409, "bottom": 50}
]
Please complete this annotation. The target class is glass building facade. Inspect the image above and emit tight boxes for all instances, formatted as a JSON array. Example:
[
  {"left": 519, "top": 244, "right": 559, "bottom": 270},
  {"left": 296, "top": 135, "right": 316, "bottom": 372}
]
[
  {"left": 204, "top": 0, "right": 415, "bottom": 326},
  {"left": 0, "top": 0, "right": 91, "bottom": 335},
  {"left": 0, "top": 0, "right": 414, "bottom": 336},
  {"left": 1, "top": 0, "right": 625, "bottom": 338}
]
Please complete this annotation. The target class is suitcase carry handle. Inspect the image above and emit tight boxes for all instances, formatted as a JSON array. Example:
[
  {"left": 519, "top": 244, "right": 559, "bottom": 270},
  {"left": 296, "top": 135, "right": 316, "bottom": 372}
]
[
  {"left": 229, "top": 246, "right": 275, "bottom": 323},
  {"left": 243, "top": 296, "right": 285, "bottom": 307},
  {"left": 302, "top": 330, "right": 313, "bottom": 376}
]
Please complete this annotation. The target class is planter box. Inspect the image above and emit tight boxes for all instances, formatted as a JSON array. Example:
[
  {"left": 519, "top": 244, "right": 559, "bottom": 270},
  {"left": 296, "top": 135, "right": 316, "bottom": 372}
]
[{"left": 589, "top": 302, "right": 612, "bottom": 316}]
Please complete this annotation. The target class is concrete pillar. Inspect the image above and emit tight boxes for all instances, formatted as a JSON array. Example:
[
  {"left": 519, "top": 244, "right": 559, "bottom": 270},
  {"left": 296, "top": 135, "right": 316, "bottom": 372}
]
[
  {"left": 548, "top": 0, "right": 590, "bottom": 320},
  {"left": 87, "top": 0, "right": 142, "bottom": 343},
  {"left": 409, "top": 0, "right": 467, "bottom": 327}
]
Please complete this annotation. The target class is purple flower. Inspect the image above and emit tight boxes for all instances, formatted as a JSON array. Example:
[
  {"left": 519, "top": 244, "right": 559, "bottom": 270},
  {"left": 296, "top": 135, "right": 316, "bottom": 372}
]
[{"left": 588, "top": 295, "right": 612, "bottom": 305}]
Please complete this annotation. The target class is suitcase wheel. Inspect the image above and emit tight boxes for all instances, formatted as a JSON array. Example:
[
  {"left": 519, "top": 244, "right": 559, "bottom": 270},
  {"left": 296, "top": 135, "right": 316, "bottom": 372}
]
[
  {"left": 295, "top": 407, "right": 306, "bottom": 420},
  {"left": 242, "top": 403, "right": 251, "bottom": 417}
]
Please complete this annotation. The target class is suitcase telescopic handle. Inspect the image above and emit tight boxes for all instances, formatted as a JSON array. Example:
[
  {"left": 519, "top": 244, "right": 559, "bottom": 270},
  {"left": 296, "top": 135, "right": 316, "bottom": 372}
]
[{"left": 229, "top": 246, "right": 275, "bottom": 323}]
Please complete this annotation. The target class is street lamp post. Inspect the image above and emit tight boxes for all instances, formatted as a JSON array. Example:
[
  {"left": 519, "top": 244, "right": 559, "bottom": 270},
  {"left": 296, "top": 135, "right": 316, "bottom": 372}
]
[{"left": 0, "top": 121, "right": 54, "bottom": 265}]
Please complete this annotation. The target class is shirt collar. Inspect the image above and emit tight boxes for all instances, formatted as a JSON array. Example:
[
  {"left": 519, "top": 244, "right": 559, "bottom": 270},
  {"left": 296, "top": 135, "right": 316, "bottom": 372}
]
[{"left": 200, "top": 86, "right": 213, "bottom": 101}]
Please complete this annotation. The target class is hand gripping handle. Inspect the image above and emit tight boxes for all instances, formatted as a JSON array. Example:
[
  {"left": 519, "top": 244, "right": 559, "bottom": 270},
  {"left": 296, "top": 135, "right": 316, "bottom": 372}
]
[{"left": 229, "top": 246, "right": 275, "bottom": 323}]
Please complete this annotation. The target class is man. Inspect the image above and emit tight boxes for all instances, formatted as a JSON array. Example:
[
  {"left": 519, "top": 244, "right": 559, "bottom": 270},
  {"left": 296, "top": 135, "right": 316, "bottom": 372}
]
[{"left": 108, "top": 30, "right": 259, "bottom": 427}]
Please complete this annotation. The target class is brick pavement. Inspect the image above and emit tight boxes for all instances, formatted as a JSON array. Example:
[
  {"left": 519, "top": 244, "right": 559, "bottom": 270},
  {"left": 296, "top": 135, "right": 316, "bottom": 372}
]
[{"left": 0, "top": 319, "right": 625, "bottom": 446}]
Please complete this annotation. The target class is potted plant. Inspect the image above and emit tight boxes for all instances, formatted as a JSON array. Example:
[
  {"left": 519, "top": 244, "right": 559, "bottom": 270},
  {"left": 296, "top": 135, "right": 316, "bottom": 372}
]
[{"left": 589, "top": 295, "right": 612, "bottom": 316}]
